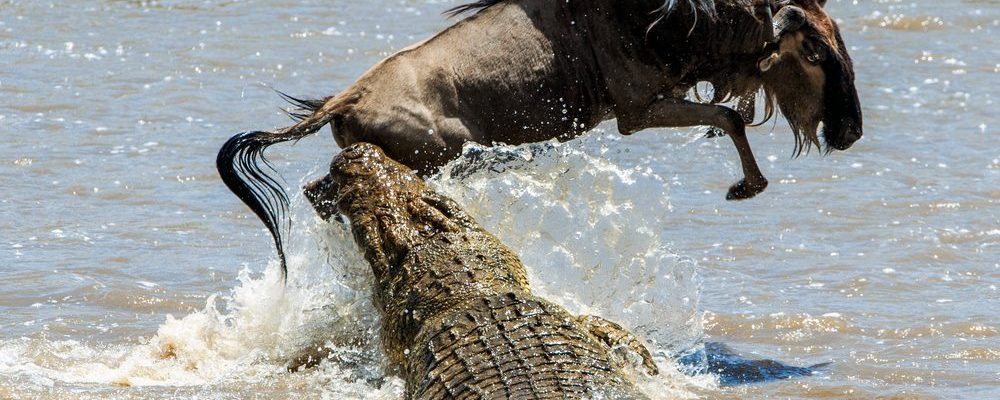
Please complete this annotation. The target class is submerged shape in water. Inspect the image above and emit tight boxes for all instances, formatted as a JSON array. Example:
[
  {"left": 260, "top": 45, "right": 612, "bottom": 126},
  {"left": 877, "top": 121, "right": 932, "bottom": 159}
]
[{"left": 678, "top": 342, "right": 829, "bottom": 386}]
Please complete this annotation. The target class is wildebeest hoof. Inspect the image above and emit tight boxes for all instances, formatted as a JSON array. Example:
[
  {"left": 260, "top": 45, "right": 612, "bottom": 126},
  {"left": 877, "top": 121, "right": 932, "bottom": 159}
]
[
  {"left": 726, "top": 178, "right": 768, "bottom": 201},
  {"left": 705, "top": 127, "right": 726, "bottom": 138}
]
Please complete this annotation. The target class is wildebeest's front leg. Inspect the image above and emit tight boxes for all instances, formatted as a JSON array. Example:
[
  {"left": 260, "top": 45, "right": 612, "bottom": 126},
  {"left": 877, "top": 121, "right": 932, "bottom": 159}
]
[{"left": 618, "top": 98, "right": 768, "bottom": 200}]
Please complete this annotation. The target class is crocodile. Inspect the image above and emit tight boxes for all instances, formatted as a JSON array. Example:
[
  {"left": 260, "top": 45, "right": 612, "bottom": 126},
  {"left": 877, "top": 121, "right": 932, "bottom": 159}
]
[{"left": 304, "top": 143, "right": 659, "bottom": 399}]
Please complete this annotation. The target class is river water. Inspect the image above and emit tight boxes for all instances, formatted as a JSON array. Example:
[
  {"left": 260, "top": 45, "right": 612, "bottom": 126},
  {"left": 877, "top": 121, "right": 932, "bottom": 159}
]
[{"left": 1, "top": 0, "right": 997, "bottom": 398}]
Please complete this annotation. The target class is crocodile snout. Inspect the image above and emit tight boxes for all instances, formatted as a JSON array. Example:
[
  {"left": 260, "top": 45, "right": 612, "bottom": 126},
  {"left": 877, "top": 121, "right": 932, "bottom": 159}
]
[
  {"left": 330, "top": 143, "right": 391, "bottom": 181},
  {"left": 341, "top": 142, "right": 386, "bottom": 161},
  {"left": 308, "top": 144, "right": 408, "bottom": 224}
]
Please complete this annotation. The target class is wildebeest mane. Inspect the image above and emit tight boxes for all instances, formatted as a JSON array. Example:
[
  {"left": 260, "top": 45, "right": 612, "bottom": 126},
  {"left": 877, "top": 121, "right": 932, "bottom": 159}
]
[
  {"left": 666, "top": 1, "right": 778, "bottom": 134},
  {"left": 445, "top": 0, "right": 505, "bottom": 17},
  {"left": 652, "top": 0, "right": 720, "bottom": 32},
  {"left": 447, "top": 0, "right": 720, "bottom": 21}
]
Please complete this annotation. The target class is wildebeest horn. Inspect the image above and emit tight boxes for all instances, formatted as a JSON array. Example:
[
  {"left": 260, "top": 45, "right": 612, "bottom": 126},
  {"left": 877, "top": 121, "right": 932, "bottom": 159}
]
[
  {"left": 754, "top": 0, "right": 776, "bottom": 42},
  {"left": 772, "top": 6, "right": 806, "bottom": 39}
]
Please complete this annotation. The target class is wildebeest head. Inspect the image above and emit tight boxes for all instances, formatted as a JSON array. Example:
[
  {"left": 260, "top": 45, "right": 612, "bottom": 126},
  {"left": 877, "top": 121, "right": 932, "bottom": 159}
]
[{"left": 758, "top": 0, "right": 863, "bottom": 154}]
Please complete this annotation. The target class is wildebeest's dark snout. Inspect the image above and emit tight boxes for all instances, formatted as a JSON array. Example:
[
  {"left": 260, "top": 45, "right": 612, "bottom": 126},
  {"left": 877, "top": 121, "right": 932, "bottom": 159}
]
[
  {"left": 841, "top": 121, "right": 863, "bottom": 149},
  {"left": 822, "top": 58, "right": 863, "bottom": 152},
  {"left": 828, "top": 119, "right": 862, "bottom": 151}
]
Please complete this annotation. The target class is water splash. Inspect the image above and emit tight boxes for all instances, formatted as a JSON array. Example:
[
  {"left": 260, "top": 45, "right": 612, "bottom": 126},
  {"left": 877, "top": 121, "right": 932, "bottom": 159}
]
[
  {"left": 1, "top": 134, "right": 705, "bottom": 398},
  {"left": 432, "top": 137, "right": 704, "bottom": 353},
  {"left": 0, "top": 214, "right": 391, "bottom": 396}
]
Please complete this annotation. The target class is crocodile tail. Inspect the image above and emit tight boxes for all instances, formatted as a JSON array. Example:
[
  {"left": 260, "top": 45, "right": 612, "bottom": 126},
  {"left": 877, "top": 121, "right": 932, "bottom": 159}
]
[{"left": 216, "top": 94, "right": 336, "bottom": 279}]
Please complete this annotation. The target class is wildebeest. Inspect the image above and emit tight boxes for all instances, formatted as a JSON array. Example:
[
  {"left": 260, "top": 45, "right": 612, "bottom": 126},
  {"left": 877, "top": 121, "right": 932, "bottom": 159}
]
[{"left": 218, "top": 0, "right": 863, "bottom": 274}]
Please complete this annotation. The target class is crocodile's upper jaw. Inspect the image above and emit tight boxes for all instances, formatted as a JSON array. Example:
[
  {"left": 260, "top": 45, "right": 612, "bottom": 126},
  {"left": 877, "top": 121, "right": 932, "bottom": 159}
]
[{"left": 306, "top": 143, "right": 461, "bottom": 280}]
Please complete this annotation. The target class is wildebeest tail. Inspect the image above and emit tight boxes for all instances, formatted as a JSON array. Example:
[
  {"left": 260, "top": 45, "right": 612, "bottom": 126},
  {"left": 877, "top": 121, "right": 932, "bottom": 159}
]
[{"left": 216, "top": 93, "right": 335, "bottom": 279}]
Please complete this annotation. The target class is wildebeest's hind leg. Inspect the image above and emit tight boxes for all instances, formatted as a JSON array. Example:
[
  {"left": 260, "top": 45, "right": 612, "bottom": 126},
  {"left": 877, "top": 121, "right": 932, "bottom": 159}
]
[{"left": 618, "top": 98, "right": 768, "bottom": 201}]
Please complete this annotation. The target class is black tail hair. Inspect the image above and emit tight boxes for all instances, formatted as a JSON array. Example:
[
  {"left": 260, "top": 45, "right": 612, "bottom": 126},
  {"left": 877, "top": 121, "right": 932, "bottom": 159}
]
[
  {"left": 277, "top": 91, "right": 327, "bottom": 122},
  {"left": 216, "top": 93, "right": 332, "bottom": 279}
]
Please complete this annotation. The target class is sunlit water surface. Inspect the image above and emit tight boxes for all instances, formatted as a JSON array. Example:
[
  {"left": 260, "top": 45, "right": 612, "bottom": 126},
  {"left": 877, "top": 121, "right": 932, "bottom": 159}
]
[{"left": 1, "top": 0, "right": 997, "bottom": 398}]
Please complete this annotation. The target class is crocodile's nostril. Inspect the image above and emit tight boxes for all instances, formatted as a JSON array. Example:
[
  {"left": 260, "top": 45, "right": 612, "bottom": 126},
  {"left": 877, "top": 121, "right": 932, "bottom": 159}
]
[
  {"left": 343, "top": 142, "right": 383, "bottom": 160},
  {"left": 341, "top": 146, "right": 363, "bottom": 160}
]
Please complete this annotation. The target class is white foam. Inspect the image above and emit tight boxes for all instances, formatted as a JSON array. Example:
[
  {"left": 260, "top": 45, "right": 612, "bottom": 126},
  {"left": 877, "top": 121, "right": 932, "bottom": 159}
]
[{"left": 1, "top": 217, "right": 387, "bottom": 395}]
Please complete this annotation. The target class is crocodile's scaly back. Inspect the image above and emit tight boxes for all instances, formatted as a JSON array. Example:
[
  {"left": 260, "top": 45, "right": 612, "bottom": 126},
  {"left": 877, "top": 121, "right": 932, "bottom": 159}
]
[
  {"left": 409, "top": 293, "right": 640, "bottom": 399},
  {"left": 306, "top": 143, "right": 655, "bottom": 399}
]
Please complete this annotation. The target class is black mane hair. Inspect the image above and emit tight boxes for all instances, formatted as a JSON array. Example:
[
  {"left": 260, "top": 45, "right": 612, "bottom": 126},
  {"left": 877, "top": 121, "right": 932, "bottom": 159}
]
[
  {"left": 447, "top": 0, "right": 719, "bottom": 19},
  {"left": 445, "top": 0, "right": 505, "bottom": 17}
]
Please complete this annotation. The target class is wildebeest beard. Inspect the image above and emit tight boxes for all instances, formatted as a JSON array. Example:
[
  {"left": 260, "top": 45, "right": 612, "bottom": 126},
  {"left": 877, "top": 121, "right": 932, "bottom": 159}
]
[{"left": 647, "top": 1, "right": 788, "bottom": 144}]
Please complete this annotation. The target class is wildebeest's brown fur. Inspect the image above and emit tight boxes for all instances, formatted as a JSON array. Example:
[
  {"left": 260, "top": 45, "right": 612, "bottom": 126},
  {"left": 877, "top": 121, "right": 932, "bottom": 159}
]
[{"left": 217, "top": 0, "right": 863, "bottom": 275}]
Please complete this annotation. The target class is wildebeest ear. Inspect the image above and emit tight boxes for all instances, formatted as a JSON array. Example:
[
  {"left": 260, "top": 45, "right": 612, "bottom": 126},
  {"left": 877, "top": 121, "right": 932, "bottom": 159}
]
[
  {"left": 758, "top": 52, "right": 781, "bottom": 72},
  {"left": 817, "top": 0, "right": 827, "bottom": 7},
  {"left": 773, "top": 6, "right": 806, "bottom": 38}
]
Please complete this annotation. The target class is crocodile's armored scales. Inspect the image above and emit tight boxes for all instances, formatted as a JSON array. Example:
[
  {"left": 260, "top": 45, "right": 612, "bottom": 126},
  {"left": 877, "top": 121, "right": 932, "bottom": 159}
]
[{"left": 304, "top": 143, "right": 658, "bottom": 399}]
